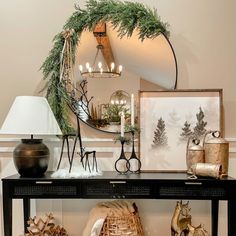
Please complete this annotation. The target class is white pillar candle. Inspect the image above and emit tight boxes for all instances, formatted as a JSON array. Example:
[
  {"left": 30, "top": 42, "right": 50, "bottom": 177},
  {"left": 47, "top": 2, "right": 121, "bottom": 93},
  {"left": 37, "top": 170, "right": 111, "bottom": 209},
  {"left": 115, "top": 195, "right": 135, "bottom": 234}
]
[
  {"left": 121, "top": 112, "right": 125, "bottom": 137},
  {"left": 131, "top": 94, "right": 134, "bottom": 126}
]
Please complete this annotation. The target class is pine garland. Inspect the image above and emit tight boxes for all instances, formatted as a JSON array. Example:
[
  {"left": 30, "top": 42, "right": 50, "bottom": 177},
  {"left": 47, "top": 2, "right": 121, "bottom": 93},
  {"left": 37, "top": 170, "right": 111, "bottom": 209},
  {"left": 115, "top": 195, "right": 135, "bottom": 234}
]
[{"left": 41, "top": 0, "right": 169, "bottom": 133}]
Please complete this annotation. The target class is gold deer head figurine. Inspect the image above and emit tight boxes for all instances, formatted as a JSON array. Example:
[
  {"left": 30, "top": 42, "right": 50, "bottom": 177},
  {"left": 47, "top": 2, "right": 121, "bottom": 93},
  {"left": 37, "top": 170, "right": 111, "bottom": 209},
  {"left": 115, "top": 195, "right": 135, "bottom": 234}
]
[{"left": 171, "top": 201, "right": 192, "bottom": 236}]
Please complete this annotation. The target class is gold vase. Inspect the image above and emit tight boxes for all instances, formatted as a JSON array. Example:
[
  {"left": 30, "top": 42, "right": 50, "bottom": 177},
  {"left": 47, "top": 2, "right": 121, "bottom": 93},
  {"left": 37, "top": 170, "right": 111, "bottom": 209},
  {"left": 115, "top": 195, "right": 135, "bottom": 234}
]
[
  {"left": 186, "top": 138, "right": 204, "bottom": 174},
  {"left": 204, "top": 131, "right": 229, "bottom": 176},
  {"left": 190, "top": 163, "right": 222, "bottom": 179}
]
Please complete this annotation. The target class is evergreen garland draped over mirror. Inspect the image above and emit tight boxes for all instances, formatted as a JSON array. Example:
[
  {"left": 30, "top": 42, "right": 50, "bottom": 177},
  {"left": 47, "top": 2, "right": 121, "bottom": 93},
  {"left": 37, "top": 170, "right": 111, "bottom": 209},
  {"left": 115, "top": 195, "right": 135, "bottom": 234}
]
[{"left": 41, "top": 0, "right": 170, "bottom": 133}]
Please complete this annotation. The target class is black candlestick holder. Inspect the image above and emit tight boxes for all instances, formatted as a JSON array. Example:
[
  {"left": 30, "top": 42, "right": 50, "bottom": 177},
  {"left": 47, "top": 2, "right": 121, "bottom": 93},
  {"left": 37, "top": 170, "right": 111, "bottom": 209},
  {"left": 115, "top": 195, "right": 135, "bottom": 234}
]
[
  {"left": 114, "top": 138, "right": 130, "bottom": 174},
  {"left": 128, "top": 130, "right": 141, "bottom": 173}
]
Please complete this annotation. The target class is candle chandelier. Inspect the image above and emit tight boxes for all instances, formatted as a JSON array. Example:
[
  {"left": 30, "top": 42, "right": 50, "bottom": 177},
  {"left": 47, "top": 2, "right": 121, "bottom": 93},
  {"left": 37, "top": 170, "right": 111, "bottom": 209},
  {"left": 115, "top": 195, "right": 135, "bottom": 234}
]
[{"left": 79, "top": 23, "right": 122, "bottom": 79}]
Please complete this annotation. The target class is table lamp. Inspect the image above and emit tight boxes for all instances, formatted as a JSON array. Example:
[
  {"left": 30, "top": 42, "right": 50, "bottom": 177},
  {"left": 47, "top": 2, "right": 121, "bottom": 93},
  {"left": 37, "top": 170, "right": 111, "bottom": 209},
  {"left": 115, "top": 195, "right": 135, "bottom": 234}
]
[{"left": 0, "top": 96, "right": 62, "bottom": 177}]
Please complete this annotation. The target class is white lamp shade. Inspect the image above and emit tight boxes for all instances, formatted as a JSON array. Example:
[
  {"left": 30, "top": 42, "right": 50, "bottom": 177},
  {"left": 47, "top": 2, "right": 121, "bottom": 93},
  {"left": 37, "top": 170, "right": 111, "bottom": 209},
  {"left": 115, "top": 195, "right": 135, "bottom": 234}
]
[{"left": 0, "top": 96, "right": 62, "bottom": 135}]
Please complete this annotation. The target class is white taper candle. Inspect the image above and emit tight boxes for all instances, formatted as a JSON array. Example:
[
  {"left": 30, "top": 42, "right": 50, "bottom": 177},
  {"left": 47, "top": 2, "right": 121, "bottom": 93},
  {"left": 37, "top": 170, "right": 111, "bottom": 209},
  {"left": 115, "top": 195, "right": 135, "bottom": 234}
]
[
  {"left": 121, "top": 112, "right": 125, "bottom": 137},
  {"left": 131, "top": 94, "right": 134, "bottom": 126}
]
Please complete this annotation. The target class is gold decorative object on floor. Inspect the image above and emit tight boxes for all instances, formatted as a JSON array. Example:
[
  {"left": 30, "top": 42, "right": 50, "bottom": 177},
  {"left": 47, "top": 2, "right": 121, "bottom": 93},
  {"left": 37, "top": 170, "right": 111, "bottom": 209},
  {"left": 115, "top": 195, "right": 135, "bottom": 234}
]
[
  {"left": 171, "top": 201, "right": 192, "bottom": 236},
  {"left": 171, "top": 202, "right": 210, "bottom": 236},
  {"left": 187, "top": 224, "right": 209, "bottom": 236},
  {"left": 24, "top": 213, "right": 68, "bottom": 236}
]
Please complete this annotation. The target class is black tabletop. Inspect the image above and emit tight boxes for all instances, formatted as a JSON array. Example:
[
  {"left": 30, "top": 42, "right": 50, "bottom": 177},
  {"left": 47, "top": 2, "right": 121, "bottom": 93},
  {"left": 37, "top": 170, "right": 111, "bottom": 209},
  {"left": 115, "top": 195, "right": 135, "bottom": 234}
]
[{"left": 2, "top": 171, "right": 235, "bottom": 182}]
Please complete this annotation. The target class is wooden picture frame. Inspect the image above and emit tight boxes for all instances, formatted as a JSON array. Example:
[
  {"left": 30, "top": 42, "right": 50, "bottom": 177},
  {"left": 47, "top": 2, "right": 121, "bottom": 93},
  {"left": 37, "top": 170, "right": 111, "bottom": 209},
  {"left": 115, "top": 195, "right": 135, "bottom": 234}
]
[{"left": 139, "top": 89, "right": 223, "bottom": 172}]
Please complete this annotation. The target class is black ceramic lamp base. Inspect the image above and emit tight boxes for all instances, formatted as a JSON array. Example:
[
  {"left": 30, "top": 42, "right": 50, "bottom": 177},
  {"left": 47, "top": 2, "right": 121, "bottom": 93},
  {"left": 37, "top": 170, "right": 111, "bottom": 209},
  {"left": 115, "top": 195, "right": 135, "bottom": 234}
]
[{"left": 13, "top": 139, "right": 49, "bottom": 177}]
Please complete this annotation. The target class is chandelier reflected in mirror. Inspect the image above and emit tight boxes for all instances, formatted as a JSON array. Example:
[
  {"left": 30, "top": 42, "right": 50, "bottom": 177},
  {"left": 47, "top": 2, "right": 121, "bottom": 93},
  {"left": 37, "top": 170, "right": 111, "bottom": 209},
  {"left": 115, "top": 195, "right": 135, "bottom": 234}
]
[
  {"left": 79, "top": 23, "right": 122, "bottom": 79},
  {"left": 110, "top": 90, "right": 130, "bottom": 105}
]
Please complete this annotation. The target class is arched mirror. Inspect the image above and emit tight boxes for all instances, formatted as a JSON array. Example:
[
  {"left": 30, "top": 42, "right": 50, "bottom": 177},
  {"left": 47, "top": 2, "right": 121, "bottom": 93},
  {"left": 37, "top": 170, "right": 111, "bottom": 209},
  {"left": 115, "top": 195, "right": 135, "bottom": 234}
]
[{"left": 75, "top": 25, "right": 178, "bottom": 133}]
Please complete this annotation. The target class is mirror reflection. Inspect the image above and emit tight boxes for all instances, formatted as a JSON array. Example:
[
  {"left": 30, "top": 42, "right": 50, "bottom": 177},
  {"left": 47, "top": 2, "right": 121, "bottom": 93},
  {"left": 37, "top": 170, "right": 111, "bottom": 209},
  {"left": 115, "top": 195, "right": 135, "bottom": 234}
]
[{"left": 75, "top": 25, "right": 177, "bottom": 133}]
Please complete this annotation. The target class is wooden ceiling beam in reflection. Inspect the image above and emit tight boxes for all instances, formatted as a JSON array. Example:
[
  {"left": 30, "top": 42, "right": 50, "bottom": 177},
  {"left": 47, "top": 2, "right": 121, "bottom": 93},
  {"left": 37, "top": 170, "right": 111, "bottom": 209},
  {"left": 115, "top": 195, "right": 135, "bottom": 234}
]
[{"left": 93, "top": 23, "right": 116, "bottom": 70}]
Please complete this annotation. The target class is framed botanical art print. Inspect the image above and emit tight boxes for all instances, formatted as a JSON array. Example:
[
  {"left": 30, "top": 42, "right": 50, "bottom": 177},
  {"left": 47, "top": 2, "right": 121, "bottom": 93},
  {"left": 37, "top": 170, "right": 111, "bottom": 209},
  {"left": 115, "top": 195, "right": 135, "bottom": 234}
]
[{"left": 139, "top": 89, "right": 223, "bottom": 172}]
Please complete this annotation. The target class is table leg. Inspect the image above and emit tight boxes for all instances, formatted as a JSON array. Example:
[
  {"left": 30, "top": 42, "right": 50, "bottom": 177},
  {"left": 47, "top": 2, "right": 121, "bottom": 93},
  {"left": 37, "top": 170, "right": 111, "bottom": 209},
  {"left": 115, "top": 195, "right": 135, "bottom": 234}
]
[
  {"left": 3, "top": 182, "right": 12, "bottom": 236},
  {"left": 57, "top": 137, "right": 66, "bottom": 170},
  {"left": 211, "top": 199, "right": 219, "bottom": 236},
  {"left": 228, "top": 200, "right": 236, "bottom": 236},
  {"left": 23, "top": 198, "right": 30, "bottom": 233}
]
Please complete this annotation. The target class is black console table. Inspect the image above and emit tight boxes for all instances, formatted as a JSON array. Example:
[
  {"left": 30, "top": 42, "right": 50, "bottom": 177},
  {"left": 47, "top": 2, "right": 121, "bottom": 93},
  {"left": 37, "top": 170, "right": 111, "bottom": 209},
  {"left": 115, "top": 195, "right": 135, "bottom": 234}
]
[{"left": 2, "top": 171, "right": 236, "bottom": 236}]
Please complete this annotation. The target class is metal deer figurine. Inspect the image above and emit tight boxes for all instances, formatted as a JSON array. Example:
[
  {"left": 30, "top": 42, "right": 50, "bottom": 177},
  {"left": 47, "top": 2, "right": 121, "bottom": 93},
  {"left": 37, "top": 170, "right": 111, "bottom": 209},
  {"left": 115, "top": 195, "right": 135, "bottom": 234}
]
[
  {"left": 171, "top": 201, "right": 192, "bottom": 236},
  {"left": 187, "top": 224, "right": 209, "bottom": 236}
]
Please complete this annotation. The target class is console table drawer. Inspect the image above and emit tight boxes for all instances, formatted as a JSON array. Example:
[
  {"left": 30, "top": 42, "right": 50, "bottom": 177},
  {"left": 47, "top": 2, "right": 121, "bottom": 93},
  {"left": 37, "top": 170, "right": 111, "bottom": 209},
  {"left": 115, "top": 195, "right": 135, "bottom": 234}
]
[
  {"left": 83, "top": 181, "right": 153, "bottom": 198},
  {"left": 13, "top": 182, "right": 80, "bottom": 197},
  {"left": 156, "top": 179, "right": 230, "bottom": 200},
  {"left": 158, "top": 184, "right": 227, "bottom": 199}
]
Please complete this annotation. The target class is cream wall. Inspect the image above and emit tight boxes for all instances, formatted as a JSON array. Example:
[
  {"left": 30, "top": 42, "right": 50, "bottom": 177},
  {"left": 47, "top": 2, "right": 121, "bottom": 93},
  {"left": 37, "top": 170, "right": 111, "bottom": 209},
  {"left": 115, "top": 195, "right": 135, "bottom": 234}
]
[{"left": 0, "top": 0, "right": 236, "bottom": 236}]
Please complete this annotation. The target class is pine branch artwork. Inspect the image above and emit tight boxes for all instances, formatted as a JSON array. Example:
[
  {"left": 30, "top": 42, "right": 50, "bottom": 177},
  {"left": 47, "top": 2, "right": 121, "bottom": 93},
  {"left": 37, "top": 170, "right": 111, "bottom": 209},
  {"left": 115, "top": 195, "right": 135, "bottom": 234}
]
[
  {"left": 179, "top": 107, "right": 208, "bottom": 141},
  {"left": 193, "top": 107, "right": 207, "bottom": 138},
  {"left": 152, "top": 117, "right": 168, "bottom": 148},
  {"left": 24, "top": 213, "right": 68, "bottom": 236},
  {"left": 180, "top": 121, "right": 193, "bottom": 141}
]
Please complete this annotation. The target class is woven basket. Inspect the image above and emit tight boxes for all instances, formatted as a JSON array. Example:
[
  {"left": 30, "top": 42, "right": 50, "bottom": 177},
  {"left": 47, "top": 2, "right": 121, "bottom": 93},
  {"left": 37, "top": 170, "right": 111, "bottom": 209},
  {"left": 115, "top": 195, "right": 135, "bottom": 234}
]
[{"left": 99, "top": 205, "right": 144, "bottom": 236}]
